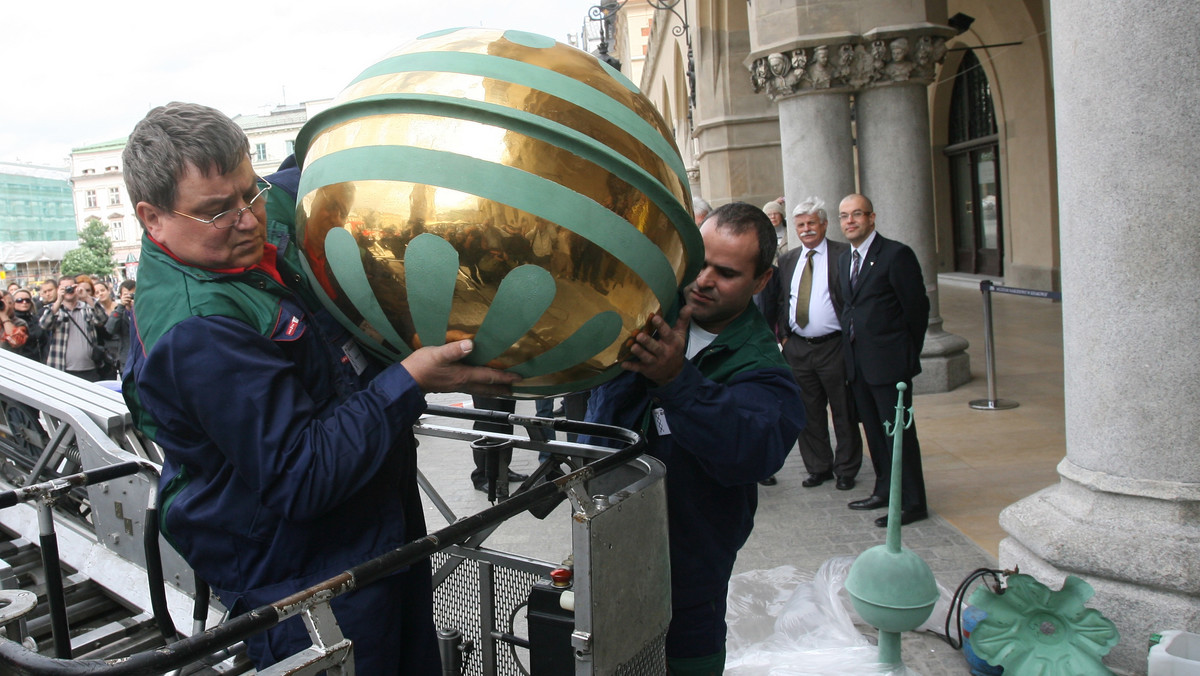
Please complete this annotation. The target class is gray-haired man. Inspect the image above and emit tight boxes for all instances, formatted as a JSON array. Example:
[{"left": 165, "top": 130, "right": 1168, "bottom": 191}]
[
  {"left": 692, "top": 196, "right": 711, "bottom": 226},
  {"left": 121, "top": 101, "right": 517, "bottom": 674},
  {"left": 775, "top": 197, "right": 861, "bottom": 490}
]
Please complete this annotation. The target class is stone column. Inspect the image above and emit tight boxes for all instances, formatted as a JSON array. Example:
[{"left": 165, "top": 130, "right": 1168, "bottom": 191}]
[
  {"left": 856, "top": 31, "right": 969, "bottom": 393},
  {"left": 998, "top": 0, "right": 1200, "bottom": 672},
  {"left": 777, "top": 91, "right": 856, "bottom": 249}
]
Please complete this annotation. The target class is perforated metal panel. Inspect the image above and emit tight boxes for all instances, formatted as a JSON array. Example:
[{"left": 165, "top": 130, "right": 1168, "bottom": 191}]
[
  {"left": 613, "top": 630, "right": 667, "bottom": 676},
  {"left": 432, "top": 550, "right": 548, "bottom": 676},
  {"left": 420, "top": 436, "right": 669, "bottom": 676}
]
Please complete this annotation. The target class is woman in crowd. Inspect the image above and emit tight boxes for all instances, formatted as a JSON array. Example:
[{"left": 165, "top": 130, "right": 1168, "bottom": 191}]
[
  {"left": 94, "top": 280, "right": 117, "bottom": 316},
  {"left": 72, "top": 276, "right": 110, "bottom": 330},
  {"left": 0, "top": 290, "right": 30, "bottom": 353},
  {"left": 8, "top": 288, "right": 46, "bottom": 361},
  {"left": 104, "top": 280, "right": 136, "bottom": 374},
  {"left": 92, "top": 280, "right": 122, "bottom": 369}
]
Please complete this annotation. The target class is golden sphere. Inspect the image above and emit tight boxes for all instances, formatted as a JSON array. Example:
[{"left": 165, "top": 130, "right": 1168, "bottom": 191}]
[{"left": 293, "top": 28, "right": 700, "bottom": 396}]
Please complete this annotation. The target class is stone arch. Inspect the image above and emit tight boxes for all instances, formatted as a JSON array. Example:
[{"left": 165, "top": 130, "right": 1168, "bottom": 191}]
[{"left": 930, "top": 0, "right": 1058, "bottom": 288}]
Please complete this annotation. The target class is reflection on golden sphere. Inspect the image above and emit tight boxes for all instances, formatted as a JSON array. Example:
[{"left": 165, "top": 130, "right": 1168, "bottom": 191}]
[{"left": 293, "top": 28, "right": 700, "bottom": 396}]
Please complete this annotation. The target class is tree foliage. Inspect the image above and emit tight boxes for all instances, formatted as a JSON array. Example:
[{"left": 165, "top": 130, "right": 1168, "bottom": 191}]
[{"left": 60, "top": 218, "right": 116, "bottom": 278}]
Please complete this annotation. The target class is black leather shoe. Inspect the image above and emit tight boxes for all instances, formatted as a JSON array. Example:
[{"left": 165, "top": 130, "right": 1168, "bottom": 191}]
[
  {"left": 758, "top": 475, "right": 778, "bottom": 486},
  {"left": 801, "top": 471, "right": 833, "bottom": 488},
  {"left": 875, "top": 509, "right": 928, "bottom": 527},
  {"left": 507, "top": 470, "right": 529, "bottom": 482},
  {"left": 835, "top": 476, "right": 855, "bottom": 491},
  {"left": 848, "top": 495, "right": 887, "bottom": 510}
]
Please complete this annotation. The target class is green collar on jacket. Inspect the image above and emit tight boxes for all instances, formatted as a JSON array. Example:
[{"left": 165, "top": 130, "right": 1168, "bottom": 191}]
[
  {"left": 690, "top": 302, "right": 788, "bottom": 382},
  {"left": 132, "top": 235, "right": 290, "bottom": 355}
]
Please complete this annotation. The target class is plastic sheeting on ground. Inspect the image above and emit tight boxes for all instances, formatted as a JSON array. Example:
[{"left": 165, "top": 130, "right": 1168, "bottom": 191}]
[{"left": 724, "top": 556, "right": 957, "bottom": 675}]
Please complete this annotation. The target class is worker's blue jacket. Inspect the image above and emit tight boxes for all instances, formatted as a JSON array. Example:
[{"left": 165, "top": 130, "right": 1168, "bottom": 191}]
[
  {"left": 582, "top": 304, "right": 805, "bottom": 607},
  {"left": 122, "top": 170, "right": 436, "bottom": 672}
]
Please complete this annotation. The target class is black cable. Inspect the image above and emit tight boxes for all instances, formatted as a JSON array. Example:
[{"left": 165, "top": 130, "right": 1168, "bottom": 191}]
[
  {"left": 506, "top": 600, "right": 532, "bottom": 676},
  {"left": 942, "top": 567, "right": 1006, "bottom": 650}
]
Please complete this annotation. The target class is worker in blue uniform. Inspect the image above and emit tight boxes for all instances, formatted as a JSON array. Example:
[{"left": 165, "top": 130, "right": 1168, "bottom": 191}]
[
  {"left": 121, "top": 102, "right": 518, "bottom": 674},
  {"left": 584, "top": 202, "right": 805, "bottom": 675}
]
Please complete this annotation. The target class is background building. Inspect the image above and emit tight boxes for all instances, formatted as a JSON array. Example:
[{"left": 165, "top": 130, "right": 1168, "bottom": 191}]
[
  {"left": 61, "top": 100, "right": 332, "bottom": 281},
  {"left": 0, "top": 162, "right": 77, "bottom": 287},
  {"left": 235, "top": 100, "right": 333, "bottom": 177},
  {"left": 70, "top": 139, "right": 136, "bottom": 279},
  {"left": 610, "top": 0, "right": 656, "bottom": 86},
  {"left": 625, "top": 1, "right": 1198, "bottom": 672},
  {"left": 631, "top": 0, "right": 1055, "bottom": 289}
]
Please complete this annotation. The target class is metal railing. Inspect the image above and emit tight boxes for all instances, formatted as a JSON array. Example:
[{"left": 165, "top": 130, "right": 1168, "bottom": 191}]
[{"left": 0, "top": 356, "right": 666, "bottom": 675}]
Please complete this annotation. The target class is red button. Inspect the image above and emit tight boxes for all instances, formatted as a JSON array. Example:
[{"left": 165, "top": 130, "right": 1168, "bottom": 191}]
[{"left": 550, "top": 568, "right": 572, "bottom": 587}]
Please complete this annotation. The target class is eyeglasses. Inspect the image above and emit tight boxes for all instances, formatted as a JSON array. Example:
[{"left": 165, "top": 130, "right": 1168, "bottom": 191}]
[
  {"left": 13, "top": 298, "right": 32, "bottom": 304},
  {"left": 172, "top": 177, "right": 272, "bottom": 230},
  {"left": 838, "top": 210, "right": 870, "bottom": 221}
]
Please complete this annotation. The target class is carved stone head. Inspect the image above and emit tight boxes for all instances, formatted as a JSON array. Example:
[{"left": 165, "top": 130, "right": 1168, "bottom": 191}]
[
  {"left": 838, "top": 44, "right": 855, "bottom": 67},
  {"left": 790, "top": 48, "right": 807, "bottom": 71},
  {"left": 768, "top": 52, "right": 788, "bottom": 75},
  {"left": 915, "top": 36, "right": 934, "bottom": 65},
  {"left": 871, "top": 40, "right": 887, "bottom": 62}
]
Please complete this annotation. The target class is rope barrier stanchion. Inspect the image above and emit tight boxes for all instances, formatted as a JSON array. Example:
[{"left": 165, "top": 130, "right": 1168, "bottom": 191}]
[
  {"left": 967, "top": 280, "right": 1062, "bottom": 411},
  {"left": 969, "top": 280, "right": 1020, "bottom": 411}
]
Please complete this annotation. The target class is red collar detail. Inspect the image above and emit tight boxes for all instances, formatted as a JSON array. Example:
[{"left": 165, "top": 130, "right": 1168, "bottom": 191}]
[{"left": 147, "top": 234, "right": 283, "bottom": 285}]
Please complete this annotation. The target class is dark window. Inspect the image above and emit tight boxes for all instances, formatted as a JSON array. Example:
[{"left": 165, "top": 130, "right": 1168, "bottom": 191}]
[
  {"left": 949, "top": 52, "right": 997, "bottom": 144},
  {"left": 945, "top": 51, "right": 1002, "bottom": 276}
]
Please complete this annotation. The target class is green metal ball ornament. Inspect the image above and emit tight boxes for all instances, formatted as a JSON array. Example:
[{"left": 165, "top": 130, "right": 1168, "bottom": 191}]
[
  {"left": 291, "top": 28, "right": 701, "bottom": 396},
  {"left": 845, "top": 383, "right": 940, "bottom": 667}
]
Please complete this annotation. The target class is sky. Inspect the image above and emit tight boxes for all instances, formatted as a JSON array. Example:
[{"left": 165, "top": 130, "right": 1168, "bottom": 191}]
[{"left": 0, "top": 0, "right": 599, "bottom": 167}]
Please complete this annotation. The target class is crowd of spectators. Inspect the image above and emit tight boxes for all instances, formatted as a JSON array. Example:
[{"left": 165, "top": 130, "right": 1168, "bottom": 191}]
[{"left": 1, "top": 276, "right": 134, "bottom": 380}]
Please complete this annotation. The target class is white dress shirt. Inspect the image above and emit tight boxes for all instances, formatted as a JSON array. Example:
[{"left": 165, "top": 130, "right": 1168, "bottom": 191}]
[
  {"left": 848, "top": 230, "right": 878, "bottom": 284},
  {"left": 788, "top": 238, "right": 841, "bottom": 337},
  {"left": 686, "top": 321, "right": 718, "bottom": 360}
]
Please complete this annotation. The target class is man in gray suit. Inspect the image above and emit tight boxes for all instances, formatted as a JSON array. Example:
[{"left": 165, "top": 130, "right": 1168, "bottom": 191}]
[{"left": 775, "top": 197, "right": 862, "bottom": 490}]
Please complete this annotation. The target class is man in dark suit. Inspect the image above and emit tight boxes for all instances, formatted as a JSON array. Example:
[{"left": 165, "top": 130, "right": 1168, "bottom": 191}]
[
  {"left": 837, "top": 194, "right": 930, "bottom": 527},
  {"left": 775, "top": 197, "right": 862, "bottom": 491}
]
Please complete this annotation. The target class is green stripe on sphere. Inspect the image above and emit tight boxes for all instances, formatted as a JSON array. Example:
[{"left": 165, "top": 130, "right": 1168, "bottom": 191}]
[
  {"left": 294, "top": 94, "right": 700, "bottom": 283},
  {"left": 502, "top": 30, "right": 556, "bottom": 49},
  {"left": 324, "top": 228, "right": 414, "bottom": 356},
  {"left": 417, "top": 28, "right": 465, "bottom": 40},
  {"left": 597, "top": 58, "right": 640, "bottom": 93},
  {"left": 468, "top": 265, "right": 556, "bottom": 366},
  {"left": 508, "top": 311, "right": 623, "bottom": 379},
  {"left": 338, "top": 50, "right": 688, "bottom": 188},
  {"left": 299, "top": 145, "right": 680, "bottom": 309},
  {"left": 404, "top": 233, "right": 459, "bottom": 348}
]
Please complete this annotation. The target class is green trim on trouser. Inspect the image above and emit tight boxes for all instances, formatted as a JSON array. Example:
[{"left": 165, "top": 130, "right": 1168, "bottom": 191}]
[{"left": 667, "top": 651, "right": 726, "bottom": 675}]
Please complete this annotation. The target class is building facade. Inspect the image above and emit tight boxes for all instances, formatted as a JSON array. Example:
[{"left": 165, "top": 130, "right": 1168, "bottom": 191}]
[
  {"left": 235, "top": 101, "right": 332, "bottom": 177},
  {"left": 70, "top": 139, "right": 137, "bottom": 279},
  {"left": 0, "top": 162, "right": 77, "bottom": 287},
  {"left": 629, "top": 1, "right": 1198, "bottom": 672},
  {"left": 64, "top": 100, "right": 331, "bottom": 281},
  {"left": 632, "top": 0, "right": 1057, "bottom": 291}
]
